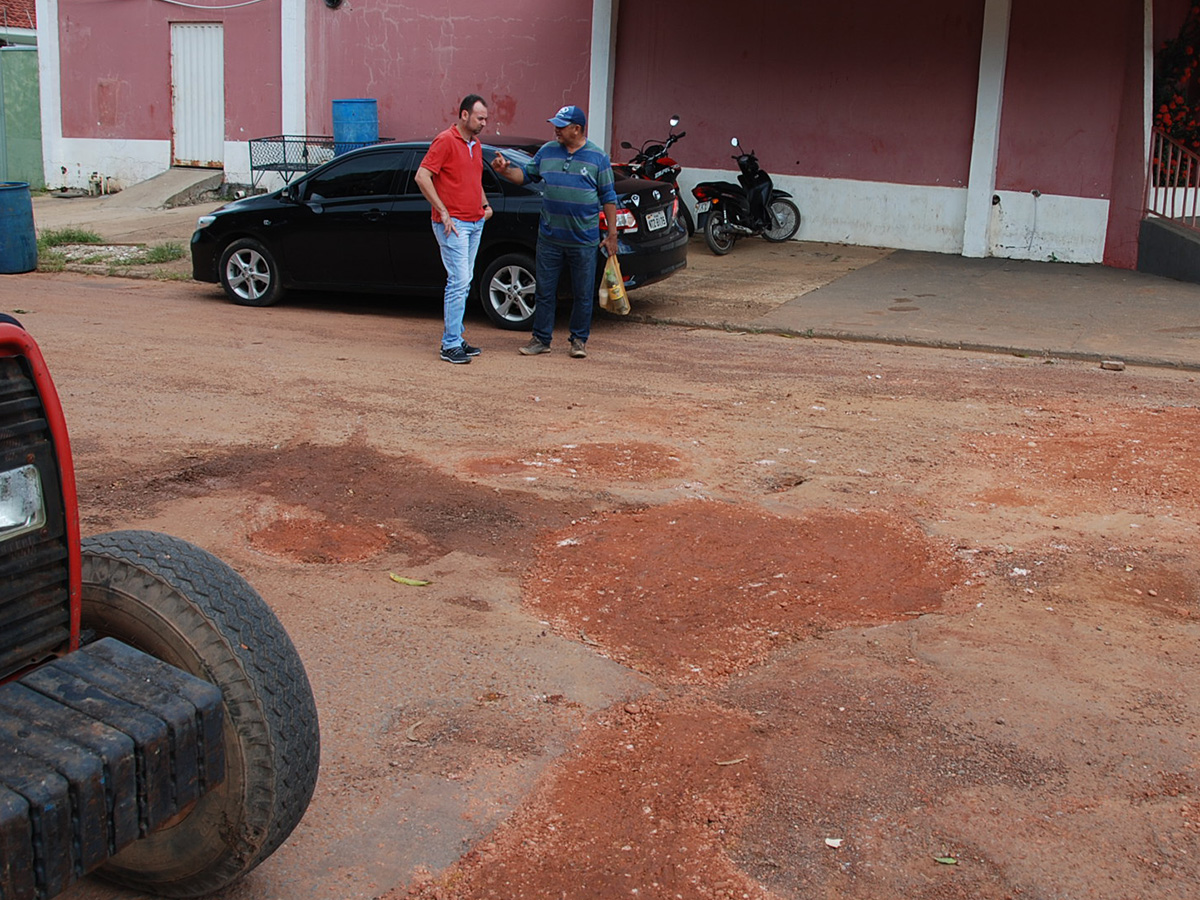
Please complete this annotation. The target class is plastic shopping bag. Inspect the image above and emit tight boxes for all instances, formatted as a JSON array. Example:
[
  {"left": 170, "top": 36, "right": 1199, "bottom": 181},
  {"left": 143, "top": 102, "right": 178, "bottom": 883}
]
[{"left": 598, "top": 254, "right": 630, "bottom": 315}]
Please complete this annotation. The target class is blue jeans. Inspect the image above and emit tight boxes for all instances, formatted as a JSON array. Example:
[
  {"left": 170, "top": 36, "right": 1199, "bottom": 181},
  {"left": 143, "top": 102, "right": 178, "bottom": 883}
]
[
  {"left": 532, "top": 241, "right": 598, "bottom": 346},
  {"left": 432, "top": 217, "right": 485, "bottom": 349}
]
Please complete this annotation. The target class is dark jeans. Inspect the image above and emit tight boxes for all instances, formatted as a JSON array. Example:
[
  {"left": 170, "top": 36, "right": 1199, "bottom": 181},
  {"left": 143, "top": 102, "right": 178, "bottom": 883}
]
[{"left": 532, "top": 241, "right": 597, "bottom": 346}]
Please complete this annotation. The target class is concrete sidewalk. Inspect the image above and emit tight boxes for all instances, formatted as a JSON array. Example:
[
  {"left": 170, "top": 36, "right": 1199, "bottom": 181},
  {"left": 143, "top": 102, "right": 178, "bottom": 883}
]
[
  {"left": 27, "top": 187, "right": 1200, "bottom": 370},
  {"left": 753, "top": 249, "right": 1200, "bottom": 371}
]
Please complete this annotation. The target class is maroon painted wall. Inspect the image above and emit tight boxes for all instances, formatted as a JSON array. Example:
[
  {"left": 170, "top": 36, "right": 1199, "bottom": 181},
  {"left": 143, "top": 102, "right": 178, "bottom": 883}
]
[
  {"left": 995, "top": 0, "right": 1132, "bottom": 200},
  {"left": 304, "top": 1, "right": 593, "bottom": 141},
  {"left": 1155, "top": 0, "right": 1193, "bottom": 47},
  {"left": 58, "top": 1, "right": 280, "bottom": 141},
  {"left": 1105, "top": 0, "right": 1155, "bottom": 268},
  {"left": 612, "top": 0, "right": 985, "bottom": 186}
]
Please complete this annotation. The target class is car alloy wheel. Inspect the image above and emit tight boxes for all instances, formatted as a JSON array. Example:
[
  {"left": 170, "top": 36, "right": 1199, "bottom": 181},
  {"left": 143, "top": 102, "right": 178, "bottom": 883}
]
[{"left": 480, "top": 252, "right": 537, "bottom": 329}]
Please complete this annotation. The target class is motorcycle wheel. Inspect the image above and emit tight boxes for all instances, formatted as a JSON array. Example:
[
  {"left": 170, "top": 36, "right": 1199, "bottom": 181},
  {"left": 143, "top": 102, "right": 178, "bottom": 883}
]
[
  {"left": 763, "top": 198, "right": 801, "bottom": 243},
  {"left": 704, "top": 208, "right": 736, "bottom": 255},
  {"left": 680, "top": 204, "right": 695, "bottom": 237}
]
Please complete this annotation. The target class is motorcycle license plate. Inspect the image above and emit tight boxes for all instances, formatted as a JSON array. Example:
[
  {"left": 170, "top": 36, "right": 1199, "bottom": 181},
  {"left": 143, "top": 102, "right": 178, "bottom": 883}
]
[
  {"left": 645, "top": 210, "right": 668, "bottom": 231},
  {"left": 694, "top": 201, "right": 711, "bottom": 214}
]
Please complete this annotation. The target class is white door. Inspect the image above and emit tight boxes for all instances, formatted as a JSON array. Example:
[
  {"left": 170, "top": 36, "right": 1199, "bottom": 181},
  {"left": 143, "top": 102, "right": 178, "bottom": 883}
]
[{"left": 170, "top": 23, "right": 224, "bottom": 168}]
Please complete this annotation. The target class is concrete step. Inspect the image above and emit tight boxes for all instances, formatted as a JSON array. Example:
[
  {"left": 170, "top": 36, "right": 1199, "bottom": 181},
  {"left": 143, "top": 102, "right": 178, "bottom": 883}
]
[{"left": 1137, "top": 215, "right": 1200, "bottom": 285}]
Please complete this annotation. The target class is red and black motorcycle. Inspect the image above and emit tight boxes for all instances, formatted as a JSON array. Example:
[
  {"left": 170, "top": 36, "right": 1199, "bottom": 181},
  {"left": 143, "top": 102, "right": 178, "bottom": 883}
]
[{"left": 616, "top": 116, "right": 694, "bottom": 236}]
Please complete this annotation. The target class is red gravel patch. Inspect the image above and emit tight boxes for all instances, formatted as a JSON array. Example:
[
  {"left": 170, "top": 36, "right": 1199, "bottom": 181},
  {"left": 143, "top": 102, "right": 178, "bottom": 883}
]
[
  {"left": 465, "top": 441, "right": 689, "bottom": 482},
  {"left": 523, "top": 501, "right": 965, "bottom": 685}
]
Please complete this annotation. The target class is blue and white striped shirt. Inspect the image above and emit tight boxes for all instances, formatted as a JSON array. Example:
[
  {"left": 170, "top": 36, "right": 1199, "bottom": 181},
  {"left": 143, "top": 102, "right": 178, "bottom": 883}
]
[{"left": 522, "top": 140, "right": 619, "bottom": 247}]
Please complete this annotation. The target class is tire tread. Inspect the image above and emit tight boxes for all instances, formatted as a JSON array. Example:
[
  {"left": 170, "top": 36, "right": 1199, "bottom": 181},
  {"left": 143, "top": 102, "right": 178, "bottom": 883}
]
[{"left": 80, "top": 531, "right": 318, "bottom": 896}]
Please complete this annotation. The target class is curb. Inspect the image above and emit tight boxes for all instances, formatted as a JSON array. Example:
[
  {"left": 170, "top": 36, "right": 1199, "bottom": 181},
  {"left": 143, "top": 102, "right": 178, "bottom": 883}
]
[{"left": 624, "top": 312, "right": 1200, "bottom": 373}]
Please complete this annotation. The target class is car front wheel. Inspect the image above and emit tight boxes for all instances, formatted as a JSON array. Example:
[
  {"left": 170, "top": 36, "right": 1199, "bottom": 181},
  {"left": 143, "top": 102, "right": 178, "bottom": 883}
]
[
  {"left": 220, "top": 238, "right": 283, "bottom": 307},
  {"left": 480, "top": 252, "right": 537, "bottom": 330}
]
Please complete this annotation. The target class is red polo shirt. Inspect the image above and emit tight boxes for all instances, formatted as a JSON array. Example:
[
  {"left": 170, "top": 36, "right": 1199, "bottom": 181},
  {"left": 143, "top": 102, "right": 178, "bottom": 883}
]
[{"left": 419, "top": 125, "right": 485, "bottom": 222}]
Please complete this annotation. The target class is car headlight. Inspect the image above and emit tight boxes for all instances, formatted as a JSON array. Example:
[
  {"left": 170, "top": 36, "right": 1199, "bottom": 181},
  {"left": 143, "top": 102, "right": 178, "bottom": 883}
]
[
  {"left": 196, "top": 214, "right": 217, "bottom": 229},
  {"left": 0, "top": 464, "right": 46, "bottom": 542}
]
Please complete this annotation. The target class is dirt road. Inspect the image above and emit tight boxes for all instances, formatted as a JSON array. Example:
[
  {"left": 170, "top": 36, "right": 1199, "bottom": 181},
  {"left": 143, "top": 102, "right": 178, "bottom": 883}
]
[{"left": 21, "top": 270, "right": 1198, "bottom": 900}]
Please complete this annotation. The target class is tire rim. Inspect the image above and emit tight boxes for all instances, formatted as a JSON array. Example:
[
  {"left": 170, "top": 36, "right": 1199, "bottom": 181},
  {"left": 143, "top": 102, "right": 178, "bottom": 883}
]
[
  {"left": 766, "top": 203, "right": 798, "bottom": 241},
  {"left": 225, "top": 249, "right": 271, "bottom": 301},
  {"left": 489, "top": 264, "right": 536, "bottom": 323},
  {"left": 711, "top": 215, "right": 734, "bottom": 250}
]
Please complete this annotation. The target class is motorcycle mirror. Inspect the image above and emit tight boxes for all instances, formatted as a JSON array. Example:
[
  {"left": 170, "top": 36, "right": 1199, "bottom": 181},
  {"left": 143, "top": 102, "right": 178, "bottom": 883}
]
[
  {"left": 669, "top": 116, "right": 680, "bottom": 128},
  {"left": 731, "top": 137, "right": 740, "bottom": 148},
  {"left": 620, "top": 141, "right": 633, "bottom": 149}
]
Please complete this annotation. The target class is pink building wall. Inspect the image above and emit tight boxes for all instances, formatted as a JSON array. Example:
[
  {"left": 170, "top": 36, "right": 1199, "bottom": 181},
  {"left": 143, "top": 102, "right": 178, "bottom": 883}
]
[
  {"left": 58, "top": 1, "right": 280, "bottom": 142},
  {"left": 613, "top": 1, "right": 986, "bottom": 187},
  {"left": 1155, "top": 0, "right": 1193, "bottom": 47},
  {"left": 49, "top": 0, "right": 1162, "bottom": 267},
  {"left": 996, "top": 0, "right": 1130, "bottom": 199},
  {"left": 304, "top": 0, "right": 592, "bottom": 141}
]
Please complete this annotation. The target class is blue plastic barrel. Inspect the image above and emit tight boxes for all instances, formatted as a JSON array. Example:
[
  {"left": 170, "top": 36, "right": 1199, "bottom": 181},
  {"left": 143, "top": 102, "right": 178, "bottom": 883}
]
[
  {"left": 332, "top": 99, "right": 379, "bottom": 156},
  {"left": 0, "top": 183, "right": 37, "bottom": 275}
]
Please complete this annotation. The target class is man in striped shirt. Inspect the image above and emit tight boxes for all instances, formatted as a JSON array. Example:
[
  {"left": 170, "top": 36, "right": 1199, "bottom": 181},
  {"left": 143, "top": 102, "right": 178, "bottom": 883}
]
[{"left": 491, "top": 105, "right": 618, "bottom": 359}]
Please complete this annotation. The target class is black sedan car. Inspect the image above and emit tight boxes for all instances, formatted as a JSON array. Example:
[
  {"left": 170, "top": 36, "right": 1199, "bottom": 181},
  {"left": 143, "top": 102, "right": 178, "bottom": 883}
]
[{"left": 190, "top": 140, "right": 688, "bottom": 329}]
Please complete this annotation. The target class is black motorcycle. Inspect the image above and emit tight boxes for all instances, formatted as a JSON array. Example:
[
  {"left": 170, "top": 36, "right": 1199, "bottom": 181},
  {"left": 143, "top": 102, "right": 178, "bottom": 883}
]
[
  {"left": 616, "top": 116, "right": 694, "bottom": 236},
  {"left": 691, "top": 138, "right": 801, "bottom": 255}
]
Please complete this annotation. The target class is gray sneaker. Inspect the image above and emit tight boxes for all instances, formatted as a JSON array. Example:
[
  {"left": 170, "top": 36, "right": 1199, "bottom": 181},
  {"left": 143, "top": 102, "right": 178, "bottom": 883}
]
[
  {"left": 569, "top": 339, "right": 588, "bottom": 359},
  {"left": 519, "top": 337, "right": 551, "bottom": 356}
]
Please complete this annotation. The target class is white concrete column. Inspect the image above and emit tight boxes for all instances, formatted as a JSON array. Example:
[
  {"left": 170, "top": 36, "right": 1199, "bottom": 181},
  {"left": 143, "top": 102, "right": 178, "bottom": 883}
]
[
  {"left": 281, "top": 0, "right": 306, "bottom": 133},
  {"left": 34, "top": 0, "right": 63, "bottom": 187},
  {"left": 588, "top": 0, "right": 619, "bottom": 153},
  {"left": 1142, "top": 0, "right": 1153, "bottom": 176},
  {"left": 962, "top": 0, "right": 1012, "bottom": 258}
]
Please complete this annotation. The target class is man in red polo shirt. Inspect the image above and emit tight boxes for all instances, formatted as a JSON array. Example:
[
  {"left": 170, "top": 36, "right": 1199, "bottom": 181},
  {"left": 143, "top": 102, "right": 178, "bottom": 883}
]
[{"left": 415, "top": 94, "right": 494, "bottom": 364}]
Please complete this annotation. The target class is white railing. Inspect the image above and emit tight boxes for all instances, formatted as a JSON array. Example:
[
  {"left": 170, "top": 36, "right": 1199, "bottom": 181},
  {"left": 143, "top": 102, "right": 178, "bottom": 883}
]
[{"left": 1146, "top": 129, "right": 1200, "bottom": 231}]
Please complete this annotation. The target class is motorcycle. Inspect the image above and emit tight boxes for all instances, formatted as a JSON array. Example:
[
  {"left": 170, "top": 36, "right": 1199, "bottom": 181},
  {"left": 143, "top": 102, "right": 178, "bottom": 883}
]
[
  {"left": 691, "top": 137, "right": 801, "bottom": 255},
  {"left": 616, "top": 116, "right": 694, "bottom": 236}
]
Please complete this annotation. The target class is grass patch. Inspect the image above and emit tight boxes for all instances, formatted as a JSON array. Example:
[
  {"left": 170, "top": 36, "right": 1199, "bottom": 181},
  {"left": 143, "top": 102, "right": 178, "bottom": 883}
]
[
  {"left": 38, "top": 227, "right": 102, "bottom": 250},
  {"left": 36, "top": 251, "right": 67, "bottom": 273},
  {"left": 125, "top": 242, "right": 186, "bottom": 266}
]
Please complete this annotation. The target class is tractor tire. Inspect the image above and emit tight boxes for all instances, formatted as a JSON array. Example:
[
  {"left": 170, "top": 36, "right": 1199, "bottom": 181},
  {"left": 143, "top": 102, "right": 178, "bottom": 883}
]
[{"left": 79, "top": 530, "right": 320, "bottom": 897}]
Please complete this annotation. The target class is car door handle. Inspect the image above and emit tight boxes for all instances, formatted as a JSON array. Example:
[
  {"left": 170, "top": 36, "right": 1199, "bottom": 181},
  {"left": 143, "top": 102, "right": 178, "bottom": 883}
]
[{"left": 363, "top": 209, "right": 387, "bottom": 222}]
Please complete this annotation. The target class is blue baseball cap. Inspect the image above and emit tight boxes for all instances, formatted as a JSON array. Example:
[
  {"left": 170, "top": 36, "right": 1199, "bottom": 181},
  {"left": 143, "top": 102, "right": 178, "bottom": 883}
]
[{"left": 548, "top": 105, "right": 587, "bottom": 128}]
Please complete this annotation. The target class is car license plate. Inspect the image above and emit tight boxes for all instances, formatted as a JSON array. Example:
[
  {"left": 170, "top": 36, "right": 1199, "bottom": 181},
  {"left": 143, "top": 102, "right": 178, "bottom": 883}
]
[
  {"left": 646, "top": 210, "right": 668, "bottom": 231},
  {"left": 694, "top": 200, "right": 711, "bottom": 214}
]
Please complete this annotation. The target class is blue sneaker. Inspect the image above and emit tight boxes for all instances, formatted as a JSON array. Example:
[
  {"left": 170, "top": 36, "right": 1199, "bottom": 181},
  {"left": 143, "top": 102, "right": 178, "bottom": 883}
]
[
  {"left": 460, "top": 341, "right": 481, "bottom": 357},
  {"left": 440, "top": 345, "right": 471, "bottom": 365}
]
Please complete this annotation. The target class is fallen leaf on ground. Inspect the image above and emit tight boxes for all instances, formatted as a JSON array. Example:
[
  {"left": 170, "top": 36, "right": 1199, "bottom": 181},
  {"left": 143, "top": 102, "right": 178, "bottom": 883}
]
[{"left": 390, "top": 572, "right": 431, "bottom": 586}]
